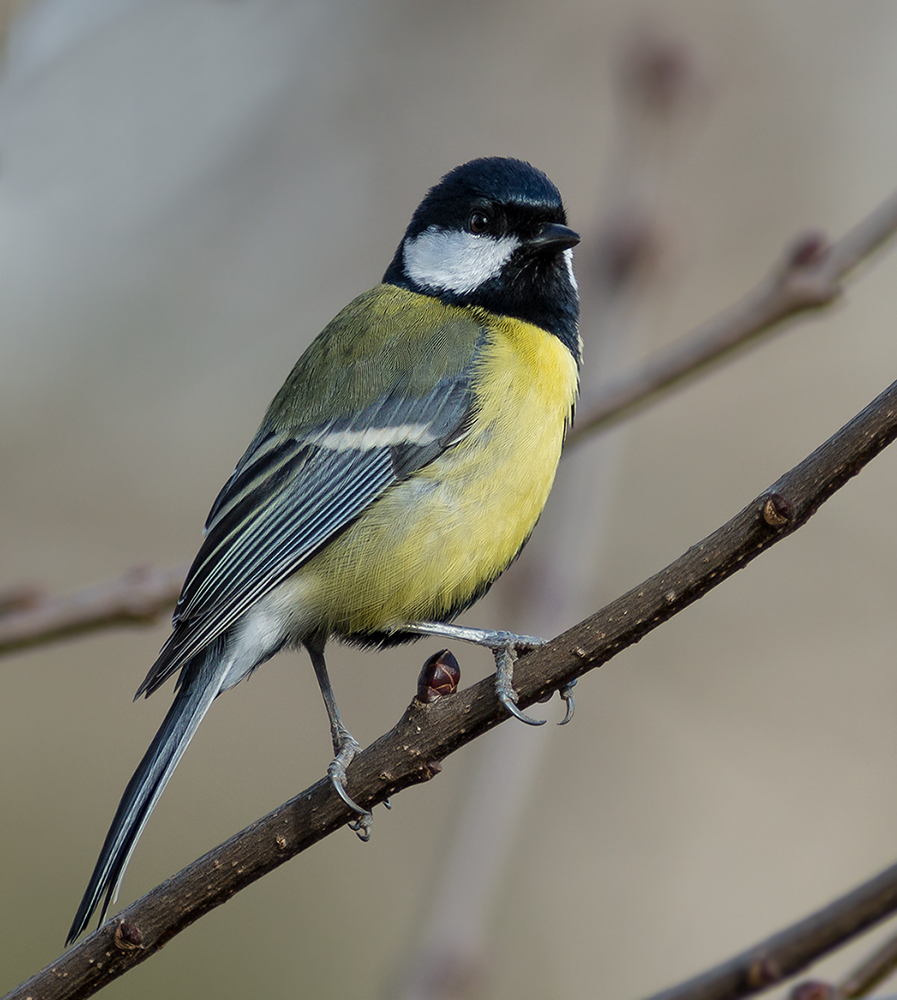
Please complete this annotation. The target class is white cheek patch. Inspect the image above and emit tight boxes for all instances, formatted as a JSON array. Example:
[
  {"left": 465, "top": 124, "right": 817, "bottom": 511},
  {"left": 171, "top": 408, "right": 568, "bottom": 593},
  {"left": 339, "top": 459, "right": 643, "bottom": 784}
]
[
  {"left": 403, "top": 226, "right": 520, "bottom": 296},
  {"left": 309, "top": 423, "right": 438, "bottom": 451},
  {"left": 563, "top": 248, "right": 578, "bottom": 293}
]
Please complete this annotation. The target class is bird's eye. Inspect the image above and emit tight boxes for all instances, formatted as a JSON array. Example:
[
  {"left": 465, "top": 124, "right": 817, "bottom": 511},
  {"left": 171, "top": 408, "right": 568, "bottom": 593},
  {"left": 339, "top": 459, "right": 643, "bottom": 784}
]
[{"left": 468, "top": 211, "right": 491, "bottom": 234}]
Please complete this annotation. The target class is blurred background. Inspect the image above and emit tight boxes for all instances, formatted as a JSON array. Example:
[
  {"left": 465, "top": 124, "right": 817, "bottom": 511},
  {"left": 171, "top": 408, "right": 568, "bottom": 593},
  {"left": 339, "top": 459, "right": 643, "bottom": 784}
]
[{"left": 3, "top": 2, "right": 897, "bottom": 998}]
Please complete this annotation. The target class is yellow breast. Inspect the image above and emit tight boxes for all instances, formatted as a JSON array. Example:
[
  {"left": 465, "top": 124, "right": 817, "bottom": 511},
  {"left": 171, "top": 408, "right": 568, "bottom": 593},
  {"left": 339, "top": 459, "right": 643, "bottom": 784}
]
[{"left": 291, "top": 312, "right": 579, "bottom": 637}]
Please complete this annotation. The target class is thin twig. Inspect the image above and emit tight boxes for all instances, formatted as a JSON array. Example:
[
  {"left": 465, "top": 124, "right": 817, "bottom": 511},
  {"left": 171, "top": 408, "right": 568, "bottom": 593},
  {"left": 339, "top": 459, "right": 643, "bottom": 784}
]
[
  {"left": 7, "top": 358, "right": 897, "bottom": 1000},
  {"left": 0, "top": 565, "right": 186, "bottom": 654},
  {"left": 788, "top": 921, "right": 897, "bottom": 999},
  {"left": 568, "top": 186, "right": 897, "bottom": 442},
  {"left": 839, "top": 928, "right": 897, "bottom": 997},
  {"left": 640, "top": 862, "right": 897, "bottom": 1000}
]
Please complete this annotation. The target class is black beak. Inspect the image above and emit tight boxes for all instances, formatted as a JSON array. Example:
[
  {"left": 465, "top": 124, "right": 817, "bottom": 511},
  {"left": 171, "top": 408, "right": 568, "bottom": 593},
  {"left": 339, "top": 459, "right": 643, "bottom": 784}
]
[{"left": 528, "top": 223, "right": 581, "bottom": 253}]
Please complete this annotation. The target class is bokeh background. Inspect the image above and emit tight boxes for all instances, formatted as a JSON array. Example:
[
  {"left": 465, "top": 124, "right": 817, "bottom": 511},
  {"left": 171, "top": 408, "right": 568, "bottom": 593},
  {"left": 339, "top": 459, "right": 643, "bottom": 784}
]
[{"left": 3, "top": 2, "right": 897, "bottom": 998}]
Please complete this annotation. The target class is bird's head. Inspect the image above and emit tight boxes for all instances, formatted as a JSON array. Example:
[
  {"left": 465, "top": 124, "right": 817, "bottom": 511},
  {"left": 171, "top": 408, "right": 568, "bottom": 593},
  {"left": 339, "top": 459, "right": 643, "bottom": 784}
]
[{"left": 384, "top": 157, "right": 580, "bottom": 357}]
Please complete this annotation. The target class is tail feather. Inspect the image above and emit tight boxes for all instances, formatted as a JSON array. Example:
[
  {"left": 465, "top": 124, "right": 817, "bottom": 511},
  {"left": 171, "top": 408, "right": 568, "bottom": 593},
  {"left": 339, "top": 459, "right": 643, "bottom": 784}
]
[{"left": 66, "top": 654, "right": 224, "bottom": 945}]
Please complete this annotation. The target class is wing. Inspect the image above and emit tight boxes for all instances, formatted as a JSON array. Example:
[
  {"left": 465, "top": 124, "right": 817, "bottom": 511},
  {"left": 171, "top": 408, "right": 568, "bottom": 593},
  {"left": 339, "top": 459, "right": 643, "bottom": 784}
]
[{"left": 138, "top": 363, "right": 477, "bottom": 698}]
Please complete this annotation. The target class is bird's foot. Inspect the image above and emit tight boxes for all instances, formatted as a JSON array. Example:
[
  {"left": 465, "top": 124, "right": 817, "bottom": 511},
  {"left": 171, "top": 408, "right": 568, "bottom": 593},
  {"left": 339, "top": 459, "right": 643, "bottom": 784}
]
[
  {"left": 492, "top": 638, "right": 547, "bottom": 726},
  {"left": 399, "top": 622, "right": 573, "bottom": 726},
  {"left": 328, "top": 728, "right": 372, "bottom": 840},
  {"left": 491, "top": 634, "right": 576, "bottom": 726}
]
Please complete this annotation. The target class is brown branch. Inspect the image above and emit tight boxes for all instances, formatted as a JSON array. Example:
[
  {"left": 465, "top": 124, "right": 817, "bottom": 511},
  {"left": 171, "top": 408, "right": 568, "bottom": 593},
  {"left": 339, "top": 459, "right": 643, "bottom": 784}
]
[
  {"left": 7, "top": 361, "right": 897, "bottom": 1000},
  {"left": 568, "top": 185, "right": 897, "bottom": 442},
  {"left": 640, "top": 862, "right": 897, "bottom": 1000},
  {"left": 5, "top": 186, "right": 897, "bottom": 659}
]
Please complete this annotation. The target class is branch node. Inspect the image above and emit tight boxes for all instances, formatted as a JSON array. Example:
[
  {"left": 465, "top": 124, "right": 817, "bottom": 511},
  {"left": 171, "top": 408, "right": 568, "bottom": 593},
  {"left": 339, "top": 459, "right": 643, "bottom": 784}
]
[
  {"left": 787, "top": 230, "right": 830, "bottom": 269},
  {"left": 747, "top": 951, "right": 783, "bottom": 989},
  {"left": 762, "top": 492, "right": 794, "bottom": 527},
  {"left": 112, "top": 920, "right": 144, "bottom": 952},
  {"left": 777, "top": 231, "right": 842, "bottom": 309}
]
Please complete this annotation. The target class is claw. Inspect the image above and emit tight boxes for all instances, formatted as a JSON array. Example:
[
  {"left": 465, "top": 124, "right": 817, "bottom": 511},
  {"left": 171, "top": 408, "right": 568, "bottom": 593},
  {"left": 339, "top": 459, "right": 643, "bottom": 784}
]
[
  {"left": 328, "top": 762, "right": 368, "bottom": 813},
  {"left": 494, "top": 645, "right": 547, "bottom": 726},
  {"left": 558, "top": 679, "right": 577, "bottom": 725},
  {"left": 348, "top": 813, "right": 373, "bottom": 841},
  {"left": 499, "top": 690, "right": 547, "bottom": 726}
]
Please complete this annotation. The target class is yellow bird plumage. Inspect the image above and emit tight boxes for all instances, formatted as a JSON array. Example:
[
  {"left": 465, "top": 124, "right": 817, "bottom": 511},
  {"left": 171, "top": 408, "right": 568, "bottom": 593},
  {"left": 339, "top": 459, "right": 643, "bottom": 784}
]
[
  {"left": 68, "top": 157, "right": 581, "bottom": 944},
  {"left": 289, "top": 288, "right": 579, "bottom": 635}
]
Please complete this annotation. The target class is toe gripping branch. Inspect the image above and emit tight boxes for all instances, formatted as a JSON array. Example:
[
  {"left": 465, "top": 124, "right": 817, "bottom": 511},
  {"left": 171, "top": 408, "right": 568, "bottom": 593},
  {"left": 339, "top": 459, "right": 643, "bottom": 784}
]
[
  {"left": 489, "top": 633, "right": 576, "bottom": 726},
  {"left": 327, "top": 725, "right": 374, "bottom": 841}
]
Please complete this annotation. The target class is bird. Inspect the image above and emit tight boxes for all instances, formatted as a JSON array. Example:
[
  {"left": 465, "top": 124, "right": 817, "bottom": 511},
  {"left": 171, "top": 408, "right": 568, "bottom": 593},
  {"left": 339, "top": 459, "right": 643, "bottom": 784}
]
[{"left": 67, "top": 156, "right": 581, "bottom": 944}]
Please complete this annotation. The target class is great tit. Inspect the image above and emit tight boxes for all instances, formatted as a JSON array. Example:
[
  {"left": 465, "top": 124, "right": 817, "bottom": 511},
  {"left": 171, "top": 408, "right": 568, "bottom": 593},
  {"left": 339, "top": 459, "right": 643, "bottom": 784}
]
[{"left": 67, "top": 156, "right": 581, "bottom": 944}]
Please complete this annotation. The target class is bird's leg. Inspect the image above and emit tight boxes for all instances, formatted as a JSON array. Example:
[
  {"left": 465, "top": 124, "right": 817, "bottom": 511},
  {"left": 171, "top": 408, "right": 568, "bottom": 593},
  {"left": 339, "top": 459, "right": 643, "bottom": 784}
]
[
  {"left": 402, "top": 622, "right": 564, "bottom": 726},
  {"left": 307, "top": 643, "right": 372, "bottom": 840}
]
